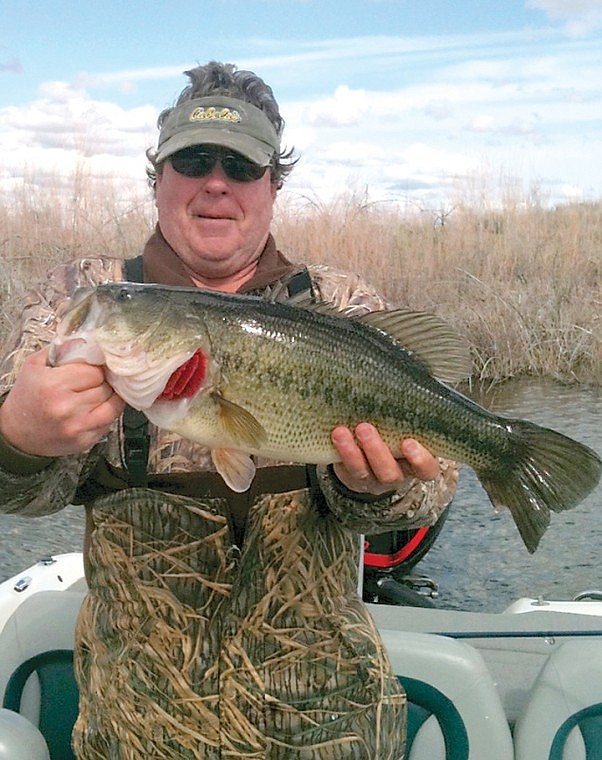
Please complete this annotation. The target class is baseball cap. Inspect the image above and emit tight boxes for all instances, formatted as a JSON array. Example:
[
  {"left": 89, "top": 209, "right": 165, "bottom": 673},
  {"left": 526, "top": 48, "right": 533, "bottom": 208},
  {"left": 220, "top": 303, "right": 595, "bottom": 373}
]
[{"left": 155, "top": 96, "right": 280, "bottom": 167}]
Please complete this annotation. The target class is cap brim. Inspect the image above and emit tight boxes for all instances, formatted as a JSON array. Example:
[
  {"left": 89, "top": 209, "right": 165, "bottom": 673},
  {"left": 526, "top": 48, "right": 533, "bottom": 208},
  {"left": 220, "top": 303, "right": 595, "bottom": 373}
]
[{"left": 156, "top": 128, "right": 273, "bottom": 166}]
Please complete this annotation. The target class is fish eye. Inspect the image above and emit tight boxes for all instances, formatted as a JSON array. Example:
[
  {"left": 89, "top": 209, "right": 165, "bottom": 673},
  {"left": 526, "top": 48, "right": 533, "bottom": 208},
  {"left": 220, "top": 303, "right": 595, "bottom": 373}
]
[{"left": 117, "top": 287, "right": 132, "bottom": 302}]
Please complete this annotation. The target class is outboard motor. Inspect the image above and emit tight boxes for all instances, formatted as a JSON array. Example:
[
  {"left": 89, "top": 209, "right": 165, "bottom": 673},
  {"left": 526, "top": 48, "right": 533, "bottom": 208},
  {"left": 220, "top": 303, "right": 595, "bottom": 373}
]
[{"left": 362, "top": 504, "right": 451, "bottom": 607}]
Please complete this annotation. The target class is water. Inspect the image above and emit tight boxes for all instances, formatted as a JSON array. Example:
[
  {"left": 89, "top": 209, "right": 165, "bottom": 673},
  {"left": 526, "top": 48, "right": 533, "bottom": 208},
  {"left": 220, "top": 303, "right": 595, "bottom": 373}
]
[
  {"left": 1, "top": 381, "right": 601, "bottom": 613},
  {"left": 0, "top": 503, "right": 85, "bottom": 581},
  {"left": 417, "top": 379, "right": 602, "bottom": 612}
]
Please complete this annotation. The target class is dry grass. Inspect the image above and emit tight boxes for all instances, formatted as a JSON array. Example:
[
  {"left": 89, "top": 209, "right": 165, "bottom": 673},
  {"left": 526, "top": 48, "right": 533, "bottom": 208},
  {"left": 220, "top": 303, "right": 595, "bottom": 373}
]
[
  {"left": 0, "top": 172, "right": 154, "bottom": 340},
  {"left": 274, "top": 192, "right": 601, "bottom": 386},
  {"left": 1, "top": 176, "right": 600, "bottom": 385}
]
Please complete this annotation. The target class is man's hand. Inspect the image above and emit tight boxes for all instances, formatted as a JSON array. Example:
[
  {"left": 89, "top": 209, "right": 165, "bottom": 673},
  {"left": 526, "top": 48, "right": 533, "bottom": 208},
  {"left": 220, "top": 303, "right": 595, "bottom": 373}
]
[
  {"left": 0, "top": 347, "right": 125, "bottom": 457},
  {"left": 331, "top": 423, "right": 439, "bottom": 495}
]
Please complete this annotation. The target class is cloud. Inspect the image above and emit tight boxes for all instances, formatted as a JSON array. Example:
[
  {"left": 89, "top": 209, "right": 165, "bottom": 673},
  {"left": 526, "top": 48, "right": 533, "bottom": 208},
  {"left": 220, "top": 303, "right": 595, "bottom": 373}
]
[
  {"left": 467, "top": 113, "right": 541, "bottom": 137},
  {"left": 526, "top": 0, "right": 602, "bottom": 35},
  {"left": 0, "top": 58, "right": 22, "bottom": 74},
  {"left": 560, "top": 183, "right": 584, "bottom": 200},
  {"left": 1, "top": 24, "right": 601, "bottom": 208},
  {"left": 75, "top": 64, "right": 188, "bottom": 93},
  {"left": 60, "top": 28, "right": 556, "bottom": 101},
  {"left": 0, "top": 82, "right": 157, "bottom": 198},
  {"left": 527, "top": 0, "right": 602, "bottom": 15},
  {"left": 304, "top": 85, "right": 366, "bottom": 127},
  {"left": 423, "top": 100, "right": 454, "bottom": 121}
]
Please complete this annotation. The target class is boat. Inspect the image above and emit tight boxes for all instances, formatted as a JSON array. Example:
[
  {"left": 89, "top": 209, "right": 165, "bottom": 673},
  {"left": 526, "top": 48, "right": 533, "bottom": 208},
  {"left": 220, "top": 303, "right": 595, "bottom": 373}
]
[{"left": 1, "top": 552, "right": 601, "bottom": 759}]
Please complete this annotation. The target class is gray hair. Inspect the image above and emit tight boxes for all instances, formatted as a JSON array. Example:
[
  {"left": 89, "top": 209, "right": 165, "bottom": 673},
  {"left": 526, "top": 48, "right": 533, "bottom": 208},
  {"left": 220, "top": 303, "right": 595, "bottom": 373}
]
[{"left": 146, "top": 61, "right": 297, "bottom": 190}]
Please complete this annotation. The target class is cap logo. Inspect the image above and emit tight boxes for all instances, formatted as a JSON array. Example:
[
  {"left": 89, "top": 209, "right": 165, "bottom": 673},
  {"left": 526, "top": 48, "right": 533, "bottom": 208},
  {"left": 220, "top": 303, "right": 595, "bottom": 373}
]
[{"left": 189, "top": 106, "right": 241, "bottom": 124}]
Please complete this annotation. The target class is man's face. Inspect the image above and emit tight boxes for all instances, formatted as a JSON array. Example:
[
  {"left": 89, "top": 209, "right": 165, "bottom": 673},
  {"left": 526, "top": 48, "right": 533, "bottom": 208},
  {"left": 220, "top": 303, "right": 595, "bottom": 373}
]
[{"left": 155, "top": 147, "right": 277, "bottom": 284}]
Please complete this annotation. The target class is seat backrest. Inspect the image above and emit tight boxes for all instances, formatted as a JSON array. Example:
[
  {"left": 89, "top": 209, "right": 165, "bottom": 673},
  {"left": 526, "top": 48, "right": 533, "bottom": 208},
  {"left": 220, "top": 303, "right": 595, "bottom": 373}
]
[
  {"left": 514, "top": 639, "right": 602, "bottom": 760},
  {"left": 549, "top": 704, "right": 602, "bottom": 760},
  {"left": 400, "top": 675, "right": 469, "bottom": 759},
  {"left": 0, "top": 591, "right": 85, "bottom": 760},
  {"left": 3, "top": 650, "right": 78, "bottom": 760},
  {"left": 379, "top": 629, "right": 514, "bottom": 760}
]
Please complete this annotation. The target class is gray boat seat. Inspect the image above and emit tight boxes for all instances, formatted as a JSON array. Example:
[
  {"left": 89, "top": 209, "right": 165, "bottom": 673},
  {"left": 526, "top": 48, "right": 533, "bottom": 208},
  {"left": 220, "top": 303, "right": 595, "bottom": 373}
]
[
  {"left": 0, "top": 590, "right": 85, "bottom": 760},
  {"left": 379, "top": 629, "right": 514, "bottom": 759},
  {"left": 513, "top": 638, "right": 602, "bottom": 760},
  {"left": 0, "top": 708, "right": 50, "bottom": 760},
  {"left": 2, "top": 591, "right": 516, "bottom": 759}
]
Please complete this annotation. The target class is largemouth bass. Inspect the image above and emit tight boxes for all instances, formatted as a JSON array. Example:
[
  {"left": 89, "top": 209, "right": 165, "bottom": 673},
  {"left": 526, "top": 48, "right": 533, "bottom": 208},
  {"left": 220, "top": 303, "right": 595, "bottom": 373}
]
[{"left": 49, "top": 282, "right": 602, "bottom": 553}]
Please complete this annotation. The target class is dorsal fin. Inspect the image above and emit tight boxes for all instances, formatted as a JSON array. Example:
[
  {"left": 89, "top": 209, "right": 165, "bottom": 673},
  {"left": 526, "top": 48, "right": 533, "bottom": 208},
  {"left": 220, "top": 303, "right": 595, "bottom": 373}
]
[
  {"left": 356, "top": 309, "right": 472, "bottom": 384},
  {"left": 290, "top": 295, "right": 472, "bottom": 384}
]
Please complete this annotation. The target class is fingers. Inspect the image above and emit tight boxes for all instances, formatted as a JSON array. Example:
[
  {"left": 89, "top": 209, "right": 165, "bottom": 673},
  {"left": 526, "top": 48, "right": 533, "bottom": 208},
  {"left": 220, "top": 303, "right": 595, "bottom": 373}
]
[
  {"left": 46, "top": 370, "right": 125, "bottom": 454},
  {"left": 26, "top": 346, "right": 107, "bottom": 393},
  {"left": 331, "top": 424, "right": 404, "bottom": 494},
  {"left": 331, "top": 426, "right": 373, "bottom": 483},
  {"left": 48, "top": 362, "right": 109, "bottom": 395},
  {"left": 30, "top": 345, "right": 52, "bottom": 366},
  {"left": 331, "top": 423, "right": 440, "bottom": 495},
  {"left": 354, "top": 423, "right": 407, "bottom": 485},
  {"left": 0, "top": 348, "right": 125, "bottom": 457},
  {"left": 400, "top": 438, "right": 440, "bottom": 481},
  {"left": 84, "top": 388, "right": 126, "bottom": 429}
]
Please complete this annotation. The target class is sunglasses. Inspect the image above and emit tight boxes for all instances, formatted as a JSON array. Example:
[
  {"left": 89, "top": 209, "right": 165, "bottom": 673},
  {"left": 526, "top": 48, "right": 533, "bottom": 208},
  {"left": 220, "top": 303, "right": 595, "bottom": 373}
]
[{"left": 169, "top": 147, "right": 269, "bottom": 183}]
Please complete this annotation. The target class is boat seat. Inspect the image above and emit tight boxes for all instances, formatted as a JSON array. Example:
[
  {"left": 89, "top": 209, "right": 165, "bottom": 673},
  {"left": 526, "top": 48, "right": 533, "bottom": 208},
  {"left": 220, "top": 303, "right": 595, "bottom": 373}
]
[
  {"left": 379, "top": 629, "right": 514, "bottom": 759},
  {"left": 0, "top": 590, "right": 85, "bottom": 760},
  {"left": 1, "top": 591, "right": 516, "bottom": 759},
  {"left": 2, "top": 650, "right": 78, "bottom": 760},
  {"left": 513, "top": 638, "right": 602, "bottom": 760},
  {"left": 0, "top": 708, "right": 50, "bottom": 760}
]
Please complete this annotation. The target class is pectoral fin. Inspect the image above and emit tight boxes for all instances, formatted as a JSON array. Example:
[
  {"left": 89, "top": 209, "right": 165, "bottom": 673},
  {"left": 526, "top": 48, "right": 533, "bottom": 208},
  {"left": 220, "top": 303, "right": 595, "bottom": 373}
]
[
  {"left": 211, "top": 448, "right": 256, "bottom": 492},
  {"left": 210, "top": 394, "right": 266, "bottom": 491},
  {"left": 212, "top": 393, "right": 267, "bottom": 449}
]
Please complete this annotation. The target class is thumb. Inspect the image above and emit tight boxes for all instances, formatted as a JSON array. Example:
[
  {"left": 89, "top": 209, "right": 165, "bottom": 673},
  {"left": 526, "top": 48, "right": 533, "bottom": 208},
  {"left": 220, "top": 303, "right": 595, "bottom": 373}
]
[{"left": 26, "top": 345, "right": 52, "bottom": 366}]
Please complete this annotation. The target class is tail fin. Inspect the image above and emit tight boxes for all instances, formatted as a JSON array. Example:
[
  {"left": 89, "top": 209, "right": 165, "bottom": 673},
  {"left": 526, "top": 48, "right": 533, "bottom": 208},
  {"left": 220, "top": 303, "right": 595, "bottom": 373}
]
[{"left": 478, "top": 420, "right": 602, "bottom": 553}]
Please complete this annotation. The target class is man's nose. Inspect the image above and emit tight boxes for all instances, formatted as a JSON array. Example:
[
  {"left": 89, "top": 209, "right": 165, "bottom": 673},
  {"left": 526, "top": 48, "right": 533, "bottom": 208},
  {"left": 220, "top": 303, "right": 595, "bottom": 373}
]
[{"left": 202, "top": 162, "right": 230, "bottom": 191}]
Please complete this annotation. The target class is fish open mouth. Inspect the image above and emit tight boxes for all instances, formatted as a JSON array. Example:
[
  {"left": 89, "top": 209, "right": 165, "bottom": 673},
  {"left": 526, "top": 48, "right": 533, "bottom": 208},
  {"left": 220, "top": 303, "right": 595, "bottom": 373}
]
[
  {"left": 48, "top": 337, "right": 105, "bottom": 367},
  {"left": 48, "top": 290, "right": 105, "bottom": 367},
  {"left": 49, "top": 288, "right": 210, "bottom": 412}
]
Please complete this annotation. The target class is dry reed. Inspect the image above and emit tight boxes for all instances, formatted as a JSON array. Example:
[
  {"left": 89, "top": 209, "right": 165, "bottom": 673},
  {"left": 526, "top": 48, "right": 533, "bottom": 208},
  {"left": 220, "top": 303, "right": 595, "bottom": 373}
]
[
  {"left": 0, "top": 172, "right": 154, "bottom": 343},
  {"left": 274, "top": 191, "right": 601, "bottom": 386},
  {"left": 1, "top": 176, "right": 600, "bottom": 385}
]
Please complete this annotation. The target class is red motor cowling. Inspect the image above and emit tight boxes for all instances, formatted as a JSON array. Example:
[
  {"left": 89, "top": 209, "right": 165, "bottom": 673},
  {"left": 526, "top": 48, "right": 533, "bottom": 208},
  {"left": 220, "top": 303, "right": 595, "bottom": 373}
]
[{"left": 362, "top": 504, "right": 451, "bottom": 607}]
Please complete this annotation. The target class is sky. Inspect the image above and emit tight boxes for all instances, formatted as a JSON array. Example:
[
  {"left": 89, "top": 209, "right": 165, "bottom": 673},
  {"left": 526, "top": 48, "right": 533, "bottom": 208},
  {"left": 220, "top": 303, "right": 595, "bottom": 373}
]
[{"left": 1, "top": 0, "right": 602, "bottom": 210}]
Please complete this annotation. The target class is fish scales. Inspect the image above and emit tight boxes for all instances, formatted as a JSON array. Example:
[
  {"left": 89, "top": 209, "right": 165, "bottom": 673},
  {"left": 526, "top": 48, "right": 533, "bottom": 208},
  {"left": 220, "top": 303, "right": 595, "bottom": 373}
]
[
  {"left": 214, "top": 304, "right": 504, "bottom": 470},
  {"left": 207, "top": 307, "right": 384, "bottom": 460},
  {"left": 205, "top": 303, "right": 440, "bottom": 460},
  {"left": 49, "top": 282, "right": 602, "bottom": 553}
]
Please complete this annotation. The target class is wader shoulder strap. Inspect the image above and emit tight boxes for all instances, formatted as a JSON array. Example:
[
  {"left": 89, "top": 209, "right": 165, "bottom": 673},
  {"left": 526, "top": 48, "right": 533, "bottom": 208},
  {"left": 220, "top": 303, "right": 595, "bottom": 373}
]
[
  {"left": 122, "top": 255, "right": 149, "bottom": 487},
  {"left": 286, "top": 267, "right": 315, "bottom": 300},
  {"left": 123, "top": 254, "right": 144, "bottom": 283}
]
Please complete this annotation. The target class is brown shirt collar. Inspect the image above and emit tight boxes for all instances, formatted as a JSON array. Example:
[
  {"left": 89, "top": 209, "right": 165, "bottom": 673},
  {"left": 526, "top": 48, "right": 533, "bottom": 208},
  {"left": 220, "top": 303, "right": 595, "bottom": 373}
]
[{"left": 142, "top": 225, "right": 295, "bottom": 292}]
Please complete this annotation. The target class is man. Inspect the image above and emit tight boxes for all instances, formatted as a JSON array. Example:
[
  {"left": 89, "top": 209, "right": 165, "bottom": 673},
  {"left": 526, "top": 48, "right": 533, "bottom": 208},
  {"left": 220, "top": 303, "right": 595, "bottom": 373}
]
[{"left": 0, "top": 62, "right": 457, "bottom": 759}]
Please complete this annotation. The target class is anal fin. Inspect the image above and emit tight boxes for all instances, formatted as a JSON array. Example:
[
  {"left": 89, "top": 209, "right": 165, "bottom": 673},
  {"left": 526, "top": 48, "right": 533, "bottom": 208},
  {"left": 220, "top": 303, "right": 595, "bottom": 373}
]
[{"left": 212, "top": 448, "right": 256, "bottom": 492}]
